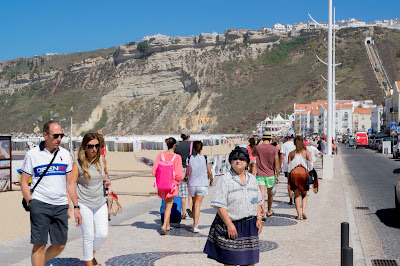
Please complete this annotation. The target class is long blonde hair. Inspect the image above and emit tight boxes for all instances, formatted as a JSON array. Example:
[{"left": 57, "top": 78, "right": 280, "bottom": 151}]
[{"left": 78, "top": 133, "right": 102, "bottom": 181}]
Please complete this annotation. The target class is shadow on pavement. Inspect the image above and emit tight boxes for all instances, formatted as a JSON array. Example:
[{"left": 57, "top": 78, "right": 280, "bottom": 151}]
[
  {"left": 393, "top": 168, "right": 400, "bottom": 174},
  {"left": 105, "top": 240, "right": 278, "bottom": 265},
  {"left": 375, "top": 208, "right": 400, "bottom": 229},
  {"left": 47, "top": 257, "right": 85, "bottom": 265}
]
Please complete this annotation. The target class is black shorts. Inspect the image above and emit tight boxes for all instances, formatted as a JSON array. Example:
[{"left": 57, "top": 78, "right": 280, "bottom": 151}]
[
  {"left": 284, "top": 172, "right": 288, "bottom": 178},
  {"left": 30, "top": 199, "right": 69, "bottom": 245}
]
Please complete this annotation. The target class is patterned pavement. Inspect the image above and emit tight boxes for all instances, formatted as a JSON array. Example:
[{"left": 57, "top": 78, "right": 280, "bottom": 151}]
[{"left": 5, "top": 155, "right": 370, "bottom": 265}]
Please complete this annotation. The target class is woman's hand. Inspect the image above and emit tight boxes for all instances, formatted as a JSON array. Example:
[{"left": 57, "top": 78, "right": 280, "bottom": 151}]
[
  {"left": 104, "top": 178, "right": 111, "bottom": 188},
  {"left": 256, "top": 218, "right": 263, "bottom": 235},
  {"left": 227, "top": 223, "right": 238, "bottom": 239},
  {"left": 209, "top": 179, "right": 214, "bottom": 187}
]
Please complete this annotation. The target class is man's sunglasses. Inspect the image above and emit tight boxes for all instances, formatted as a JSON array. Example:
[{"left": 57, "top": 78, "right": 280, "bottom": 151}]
[
  {"left": 49, "top": 134, "right": 64, "bottom": 139},
  {"left": 87, "top": 144, "right": 100, "bottom": 149},
  {"left": 232, "top": 158, "right": 246, "bottom": 161}
]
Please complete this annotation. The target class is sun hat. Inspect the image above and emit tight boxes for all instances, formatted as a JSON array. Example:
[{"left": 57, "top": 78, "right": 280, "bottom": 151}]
[{"left": 262, "top": 131, "right": 273, "bottom": 140}]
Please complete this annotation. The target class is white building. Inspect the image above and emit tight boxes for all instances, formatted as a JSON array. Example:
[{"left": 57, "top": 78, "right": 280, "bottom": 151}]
[
  {"left": 338, "top": 18, "right": 366, "bottom": 28},
  {"left": 371, "top": 105, "right": 383, "bottom": 133},
  {"left": 293, "top": 22, "right": 307, "bottom": 31},
  {"left": 257, "top": 114, "right": 293, "bottom": 136},
  {"left": 273, "top": 23, "right": 286, "bottom": 32}
]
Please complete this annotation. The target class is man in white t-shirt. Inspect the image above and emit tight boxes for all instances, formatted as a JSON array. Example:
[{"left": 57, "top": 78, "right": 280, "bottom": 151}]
[
  {"left": 21, "top": 121, "right": 82, "bottom": 266},
  {"left": 280, "top": 134, "right": 296, "bottom": 205}
]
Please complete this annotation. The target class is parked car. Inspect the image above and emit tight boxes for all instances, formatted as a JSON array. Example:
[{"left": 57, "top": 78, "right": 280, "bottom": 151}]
[
  {"left": 368, "top": 138, "right": 375, "bottom": 149},
  {"left": 373, "top": 139, "right": 382, "bottom": 150},
  {"left": 395, "top": 177, "right": 400, "bottom": 213}
]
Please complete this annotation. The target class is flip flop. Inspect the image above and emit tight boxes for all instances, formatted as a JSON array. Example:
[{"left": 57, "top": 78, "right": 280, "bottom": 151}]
[
  {"left": 160, "top": 228, "right": 166, "bottom": 235},
  {"left": 302, "top": 214, "right": 308, "bottom": 220},
  {"left": 267, "top": 212, "right": 274, "bottom": 217},
  {"left": 187, "top": 209, "right": 193, "bottom": 218}
]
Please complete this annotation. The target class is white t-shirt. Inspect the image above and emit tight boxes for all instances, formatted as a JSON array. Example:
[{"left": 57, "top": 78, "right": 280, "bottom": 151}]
[
  {"left": 186, "top": 154, "right": 209, "bottom": 187},
  {"left": 280, "top": 140, "right": 296, "bottom": 172},
  {"left": 307, "top": 146, "right": 320, "bottom": 164},
  {"left": 21, "top": 143, "right": 72, "bottom": 205}
]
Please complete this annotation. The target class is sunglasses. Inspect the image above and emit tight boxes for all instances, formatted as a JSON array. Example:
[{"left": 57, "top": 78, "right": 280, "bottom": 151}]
[
  {"left": 87, "top": 144, "right": 100, "bottom": 149},
  {"left": 49, "top": 133, "right": 64, "bottom": 139},
  {"left": 232, "top": 158, "right": 246, "bottom": 161}
]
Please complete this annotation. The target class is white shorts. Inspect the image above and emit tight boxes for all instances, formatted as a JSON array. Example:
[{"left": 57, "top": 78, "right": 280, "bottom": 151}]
[{"left": 188, "top": 186, "right": 208, "bottom": 197}]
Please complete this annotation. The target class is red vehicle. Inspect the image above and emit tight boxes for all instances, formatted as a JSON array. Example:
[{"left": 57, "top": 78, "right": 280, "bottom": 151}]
[{"left": 355, "top": 132, "right": 368, "bottom": 149}]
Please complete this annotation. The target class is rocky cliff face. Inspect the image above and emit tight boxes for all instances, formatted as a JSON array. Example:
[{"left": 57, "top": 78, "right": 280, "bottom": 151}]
[{"left": 0, "top": 27, "right": 394, "bottom": 135}]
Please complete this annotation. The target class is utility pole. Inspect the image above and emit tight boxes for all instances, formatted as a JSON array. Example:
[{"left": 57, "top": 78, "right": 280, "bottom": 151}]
[{"left": 333, "top": 7, "right": 337, "bottom": 140}]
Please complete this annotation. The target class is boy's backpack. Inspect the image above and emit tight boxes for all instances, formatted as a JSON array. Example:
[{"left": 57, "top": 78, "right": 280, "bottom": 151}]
[{"left": 155, "top": 152, "right": 177, "bottom": 191}]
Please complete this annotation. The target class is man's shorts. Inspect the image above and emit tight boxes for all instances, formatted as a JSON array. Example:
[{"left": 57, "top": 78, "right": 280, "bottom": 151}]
[
  {"left": 256, "top": 175, "right": 277, "bottom": 188},
  {"left": 188, "top": 186, "right": 208, "bottom": 197},
  {"left": 30, "top": 199, "right": 69, "bottom": 245}
]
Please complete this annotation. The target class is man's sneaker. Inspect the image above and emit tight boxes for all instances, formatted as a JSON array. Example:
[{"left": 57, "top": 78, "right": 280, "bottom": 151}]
[{"left": 192, "top": 227, "right": 201, "bottom": 233}]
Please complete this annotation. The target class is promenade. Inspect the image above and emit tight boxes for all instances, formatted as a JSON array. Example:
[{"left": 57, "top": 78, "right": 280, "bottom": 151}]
[{"left": 1, "top": 153, "right": 372, "bottom": 266}]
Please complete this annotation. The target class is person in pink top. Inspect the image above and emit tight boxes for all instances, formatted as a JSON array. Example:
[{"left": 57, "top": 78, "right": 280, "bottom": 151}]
[
  {"left": 152, "top": 137, "right": 184, "bottom": 235},
  {"left": 247, "top": 138, "right": 257, "bottom": 176}
]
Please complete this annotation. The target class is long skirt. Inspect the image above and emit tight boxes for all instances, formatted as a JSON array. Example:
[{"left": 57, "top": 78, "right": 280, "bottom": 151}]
[
  {"left": 204, "top": 214, "right": 259, "bottom": 265},
  {"left": 289, "top": 165, "right": 309, "bottom": 191}
]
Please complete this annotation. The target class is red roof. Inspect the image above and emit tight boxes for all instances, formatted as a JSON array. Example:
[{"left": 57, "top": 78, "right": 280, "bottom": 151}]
[{"left": 354, "top": 108, "right": 371, "bottom": 114}]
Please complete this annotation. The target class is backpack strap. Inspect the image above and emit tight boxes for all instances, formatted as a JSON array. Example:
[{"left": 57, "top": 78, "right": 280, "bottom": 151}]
[
  {"left": 171, "top": 154, "right": 177, "bottom": 162},
  {"left": 189, "top": 142, "right": 193, "bottom": 155},
  {"left": 187, "top": 155, "right": 191, "bottom": 165}
]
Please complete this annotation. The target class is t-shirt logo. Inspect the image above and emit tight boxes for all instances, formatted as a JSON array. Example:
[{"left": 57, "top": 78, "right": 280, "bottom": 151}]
[{"left": 33, "top": 164, "right": 67, "bottom": 177}]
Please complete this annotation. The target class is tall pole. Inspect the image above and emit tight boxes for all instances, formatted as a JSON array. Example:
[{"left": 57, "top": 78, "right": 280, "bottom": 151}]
[
  {"left": 70, "top": 106, "right": 73, "bottom": 155},
  {"left": 332, "top": 7, "right": 336, "bottom": 140},
  {"left": 327, "top": 0, "right": 333, "bottom": 155}
]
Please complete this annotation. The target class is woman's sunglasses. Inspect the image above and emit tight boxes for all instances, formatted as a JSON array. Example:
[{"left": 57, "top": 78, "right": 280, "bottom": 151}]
[
  {"left": 232, "top": 158, "right": 246, "bottom": 161},
  {"left": 87, "top": 144, "right": 100, "bottom": 149}
]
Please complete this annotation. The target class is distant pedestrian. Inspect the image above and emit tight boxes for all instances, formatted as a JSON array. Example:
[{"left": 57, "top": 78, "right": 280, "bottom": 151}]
[
  {"left": 20, "top": 121, "right": 82, "bottom": 265},
  {"left": 153, "top": 137, "right": 184, "bottom": 235},
  {"left": 72, "top": 133, "right": 110, "bottom": 265},
  {"left": 252, "top": 131, "right": 280, "bottom": 219},
  {"left": 288, "top": 136, "right": 313, "bottom": 220},
  {"left": 280, "top": 133, "right": 296, "bottom": 205},
  {"left": 306, "top": 144, "right": 321, "bottom": 194},
  {"left": 186, "top": 141, "right": 213, "bottom": 233},
  {"left": 174, "top": 129, "right": 192, "bottom": 219},
  {"left": 204, "top": 147, "right": 263, "bottom": 265},
  {"left": 247, "top": 138, "right": 257, "bottom": 176}
]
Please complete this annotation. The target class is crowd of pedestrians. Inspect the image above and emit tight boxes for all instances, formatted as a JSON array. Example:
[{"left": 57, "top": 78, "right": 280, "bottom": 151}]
[{"left": 21, "top": 122, "right": 328, "bottom": 266}]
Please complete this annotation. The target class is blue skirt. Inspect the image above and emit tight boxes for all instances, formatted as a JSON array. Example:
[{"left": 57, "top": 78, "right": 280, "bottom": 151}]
[{"left": 203, "top": 214, "right": 260, "bottom": 265}]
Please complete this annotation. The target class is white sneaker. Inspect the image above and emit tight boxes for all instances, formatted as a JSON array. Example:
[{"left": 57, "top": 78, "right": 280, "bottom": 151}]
[{"left": 192, "top": 227, "right": 201, "bottom": 233}]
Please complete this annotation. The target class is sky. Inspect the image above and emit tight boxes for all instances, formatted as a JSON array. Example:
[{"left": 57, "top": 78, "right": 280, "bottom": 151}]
[{"left": 1, "top": 0, "right": 399, "bottom": 62}]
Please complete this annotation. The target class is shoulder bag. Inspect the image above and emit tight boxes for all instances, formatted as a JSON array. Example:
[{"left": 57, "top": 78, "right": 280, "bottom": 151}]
[
  {"left": 305, "top": 151, "right": 314, "bottom": 186},
  {"left": 22, "top": 149, "right": 59, "bottom": 212}
]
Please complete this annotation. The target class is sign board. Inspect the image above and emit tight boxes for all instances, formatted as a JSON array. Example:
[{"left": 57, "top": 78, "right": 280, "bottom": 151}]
[
  {"left": 390, "top": 122, "right": 397, "bottom": 131},
  {"left": 397, "top": 127, "right": 400, "bottom": 134},
  {"left": 391, "top": 130, "right": 397, "bottom": 136},
  {"left": 0, "top": 136, "right": 12, "bottom": 192},
  {"left": 367, "top": 128, "right": 372, "bottom": 134}
]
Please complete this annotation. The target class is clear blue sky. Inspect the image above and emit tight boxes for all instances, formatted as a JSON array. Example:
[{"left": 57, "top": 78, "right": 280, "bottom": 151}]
[{"left": 1, "top": 0, "right": 399, "bottom": 62}]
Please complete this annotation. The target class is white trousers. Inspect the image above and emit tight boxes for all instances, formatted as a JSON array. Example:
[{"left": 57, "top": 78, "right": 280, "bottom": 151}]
[{"left": 79, "top": 202, "right": 108, "bottom": 261}]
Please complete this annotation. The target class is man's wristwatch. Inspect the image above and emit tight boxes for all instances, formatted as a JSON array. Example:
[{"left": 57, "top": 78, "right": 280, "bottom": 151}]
[{"left": 74, "top": 205, "right": 80, "bottom": 209}]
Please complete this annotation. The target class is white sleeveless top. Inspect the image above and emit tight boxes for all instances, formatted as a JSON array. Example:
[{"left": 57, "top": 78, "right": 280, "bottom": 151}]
[{"left": 287, "top": 153, "right": 313, "bottom": 173}]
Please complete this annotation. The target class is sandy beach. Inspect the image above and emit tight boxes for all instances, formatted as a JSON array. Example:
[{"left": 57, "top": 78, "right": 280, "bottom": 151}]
[{"left": 0, "top": 140, "right": 244, "bottom": 243}]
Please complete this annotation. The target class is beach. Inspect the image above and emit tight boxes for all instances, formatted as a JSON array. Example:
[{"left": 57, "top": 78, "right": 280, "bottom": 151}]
[{"left": 1, "top": 140, "right": 242, "bottom": 243}]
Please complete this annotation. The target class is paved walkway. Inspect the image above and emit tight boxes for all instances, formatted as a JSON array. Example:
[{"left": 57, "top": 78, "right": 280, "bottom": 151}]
[{"left": 2, "top": 154, "right": 370, "bottom": 265}]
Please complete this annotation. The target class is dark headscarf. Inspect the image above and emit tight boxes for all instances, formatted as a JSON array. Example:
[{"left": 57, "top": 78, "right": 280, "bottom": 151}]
[{"left": 229, "top": 146, "right": 250, "bottom": 164}]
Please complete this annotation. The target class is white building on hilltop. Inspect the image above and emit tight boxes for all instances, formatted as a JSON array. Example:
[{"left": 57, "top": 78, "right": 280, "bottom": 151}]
[{"left": 257, "top": 114, "right": 293, "bottom": 136}]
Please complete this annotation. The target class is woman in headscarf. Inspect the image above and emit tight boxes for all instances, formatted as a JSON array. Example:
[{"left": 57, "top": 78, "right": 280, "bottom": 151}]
[
  {"left": 204, "top": 147, "right": 263, "bottom": 266},
  {"left": 287, "top": 135, "right": 313, "bottom": 220}
]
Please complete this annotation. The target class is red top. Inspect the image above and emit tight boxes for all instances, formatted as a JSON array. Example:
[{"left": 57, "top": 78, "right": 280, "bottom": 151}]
[
  {"left": 253, "top": 144, "right": 278, "bottom": 177},
  {"left": 247, "top": 145, "right": 256, "bottom": 161}
]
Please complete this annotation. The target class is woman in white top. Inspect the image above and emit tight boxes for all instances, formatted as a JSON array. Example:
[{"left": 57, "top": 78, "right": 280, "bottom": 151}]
[
  {"left": 288, "top": 135, "right": 313, "bottom": 220},
  {"left": 72, "top": 133, "right": 111, "bottom": 266},
  {"left": 186, "top": 141, "right": 213, "bottom": 233},
  {"left": 204, "top": 147, "right": 263, "bottom": 266}
]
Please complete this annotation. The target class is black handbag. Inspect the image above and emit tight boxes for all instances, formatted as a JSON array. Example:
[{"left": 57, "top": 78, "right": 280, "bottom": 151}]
[
  {"left": 22, "top": 150, "right": 59, "bottom": 212},
  {"left": 305, "top": 151, "right": 314, "bottom": 185}
]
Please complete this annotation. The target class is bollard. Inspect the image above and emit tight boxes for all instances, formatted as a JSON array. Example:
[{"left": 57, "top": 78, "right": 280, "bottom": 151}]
[
  {"left": 342, "top": 246, "right": 353, "bottom": 266},
  {"left": 341, "top": 222, "right": 349, "bottom": 266}
]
